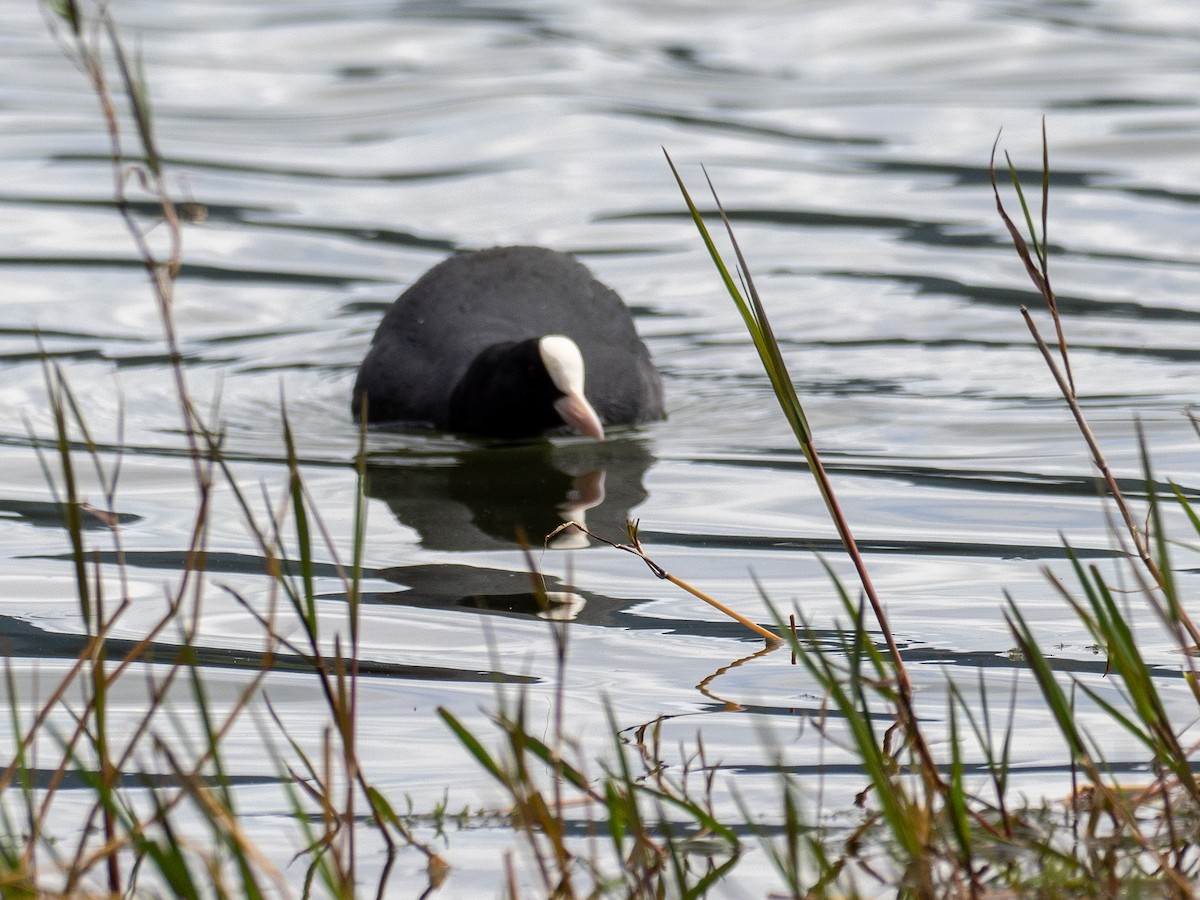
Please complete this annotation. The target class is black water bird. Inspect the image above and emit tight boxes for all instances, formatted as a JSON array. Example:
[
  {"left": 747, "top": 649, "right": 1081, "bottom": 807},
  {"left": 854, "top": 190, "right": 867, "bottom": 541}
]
[{"left": 352, "top": 246, "right": 664, "bottom": 439}]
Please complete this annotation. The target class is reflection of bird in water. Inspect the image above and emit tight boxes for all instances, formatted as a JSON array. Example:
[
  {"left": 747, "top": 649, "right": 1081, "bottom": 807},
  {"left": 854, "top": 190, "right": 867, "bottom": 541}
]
[
  {"left": 352, "top": 246, "right": 664, "bottom": 439},
  {"left": 547, "top": 468, "right": 605, "bottom": 550},
  {"left": 361, "top": 439, "right": 655, "bottom": 623},
  {"left": 363, "top": 439, "right": 654, "bottom": 553}
]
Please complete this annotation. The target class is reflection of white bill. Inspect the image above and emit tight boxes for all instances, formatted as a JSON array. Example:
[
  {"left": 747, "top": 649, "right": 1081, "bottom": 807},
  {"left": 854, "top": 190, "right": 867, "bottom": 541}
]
[
  {"left": 537, "top": 592, "right": 587, "bottom": 621},
  {"left": 548, "top": 469, "right": 607, "bottom": 550}
]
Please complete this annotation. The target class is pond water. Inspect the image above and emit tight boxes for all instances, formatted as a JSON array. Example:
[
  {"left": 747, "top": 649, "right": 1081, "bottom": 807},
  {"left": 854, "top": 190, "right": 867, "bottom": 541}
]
[{"left": 4, "top": 0, "right": 1200, "bottom": 894}]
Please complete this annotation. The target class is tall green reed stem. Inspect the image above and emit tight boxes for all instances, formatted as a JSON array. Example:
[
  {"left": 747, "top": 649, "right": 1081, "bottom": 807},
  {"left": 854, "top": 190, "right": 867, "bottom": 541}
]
[{"left": 664, "top": 150, "right": 942, "bottom": 790}]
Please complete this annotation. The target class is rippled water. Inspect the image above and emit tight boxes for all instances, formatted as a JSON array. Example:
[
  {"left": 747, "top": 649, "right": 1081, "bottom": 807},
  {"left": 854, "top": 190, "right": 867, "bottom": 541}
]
[{"left": 5, "top": 0, "right": 1200, "bottom": 894}]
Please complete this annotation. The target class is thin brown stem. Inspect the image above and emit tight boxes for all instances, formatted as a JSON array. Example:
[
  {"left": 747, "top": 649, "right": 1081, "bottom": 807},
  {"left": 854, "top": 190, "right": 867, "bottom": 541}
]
[
  {"left": 548, "top": 520, "right": 781, "bottom": 643},
  {"left": 1021, "top": 308, "right": 1158, "bottom": 579}
]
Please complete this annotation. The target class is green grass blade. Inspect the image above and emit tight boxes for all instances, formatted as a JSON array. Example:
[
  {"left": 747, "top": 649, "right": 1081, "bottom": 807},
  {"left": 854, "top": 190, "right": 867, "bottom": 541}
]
[
  {"left": 1004, "top": 600, "right": 1089, "bottom": 765},
  {"left": 281, "top": 408, "right": 317, "bottom": 627},
  {"left": 437, "top": 708, "right": 508, "bottom": 787},
  {"left": 663, "top": 149, "right": 812, "bottom": 448}
]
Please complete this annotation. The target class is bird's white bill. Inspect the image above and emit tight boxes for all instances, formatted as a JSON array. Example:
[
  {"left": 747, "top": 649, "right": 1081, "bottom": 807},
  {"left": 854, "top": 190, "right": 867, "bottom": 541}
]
[
  {"left": 554, "top": 391, "right": 605, "bottom": 441},
  {"left": 541, "top": 335, "right": 604, "bottom": 440}
]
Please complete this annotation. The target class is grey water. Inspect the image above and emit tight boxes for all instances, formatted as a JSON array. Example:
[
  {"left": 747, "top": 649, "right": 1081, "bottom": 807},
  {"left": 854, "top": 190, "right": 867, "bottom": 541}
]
[{"left": 4, "top": 0, "right": 1200, "bottom": 894}]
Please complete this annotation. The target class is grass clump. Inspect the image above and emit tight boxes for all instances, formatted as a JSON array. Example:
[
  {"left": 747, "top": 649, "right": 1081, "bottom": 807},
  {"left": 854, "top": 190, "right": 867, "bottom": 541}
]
[
  {"left": 434, "top": 135, "right": 1200, "bottom": 896},
  {"left": 640, "top": 131, "right": 1200, "bottom": 896},
  {"left": 439, "top": 623, "right": 741, "bottom": 898},
  {"left": 17, "top": 2, "right": 447, "bottom": 896}
]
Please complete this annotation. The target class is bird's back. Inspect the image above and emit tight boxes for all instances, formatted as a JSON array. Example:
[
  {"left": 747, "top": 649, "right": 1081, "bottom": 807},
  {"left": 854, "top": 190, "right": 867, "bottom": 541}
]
[{"left": 352, "top": 246, "right": 661, "bottom": 427}]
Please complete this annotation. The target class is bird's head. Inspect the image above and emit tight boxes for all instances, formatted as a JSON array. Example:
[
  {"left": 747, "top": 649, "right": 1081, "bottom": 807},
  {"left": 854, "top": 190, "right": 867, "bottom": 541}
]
[{"left": 448, "top": 334, "right": 605, "bottom": 440}]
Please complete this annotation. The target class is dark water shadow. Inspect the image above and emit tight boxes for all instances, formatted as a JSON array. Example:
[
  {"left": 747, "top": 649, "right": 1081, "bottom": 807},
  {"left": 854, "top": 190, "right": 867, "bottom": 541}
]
[
  {"left": 0, "top": 610, "right": 528, "bottom": 684},
  {"left": 0, "top": 498, "right": 140, "bottom": 531}
]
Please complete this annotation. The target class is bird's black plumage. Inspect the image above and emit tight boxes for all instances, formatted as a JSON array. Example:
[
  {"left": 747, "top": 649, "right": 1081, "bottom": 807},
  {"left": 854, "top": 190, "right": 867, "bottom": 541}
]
[{"left": 351, "top": 246, "right": 664, "bottom": 437}]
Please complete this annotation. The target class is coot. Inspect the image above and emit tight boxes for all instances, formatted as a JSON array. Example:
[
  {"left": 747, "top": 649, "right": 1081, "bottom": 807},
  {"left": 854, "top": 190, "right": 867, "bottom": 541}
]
[{"left": 352, "top": 246, "right": 664, "bottom": 439}]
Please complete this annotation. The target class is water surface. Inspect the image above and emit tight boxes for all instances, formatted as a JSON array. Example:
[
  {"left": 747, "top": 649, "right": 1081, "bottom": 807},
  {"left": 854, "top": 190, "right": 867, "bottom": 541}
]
[{"left": 4, "top": 0, "right": 1200, "bottom": 894}]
